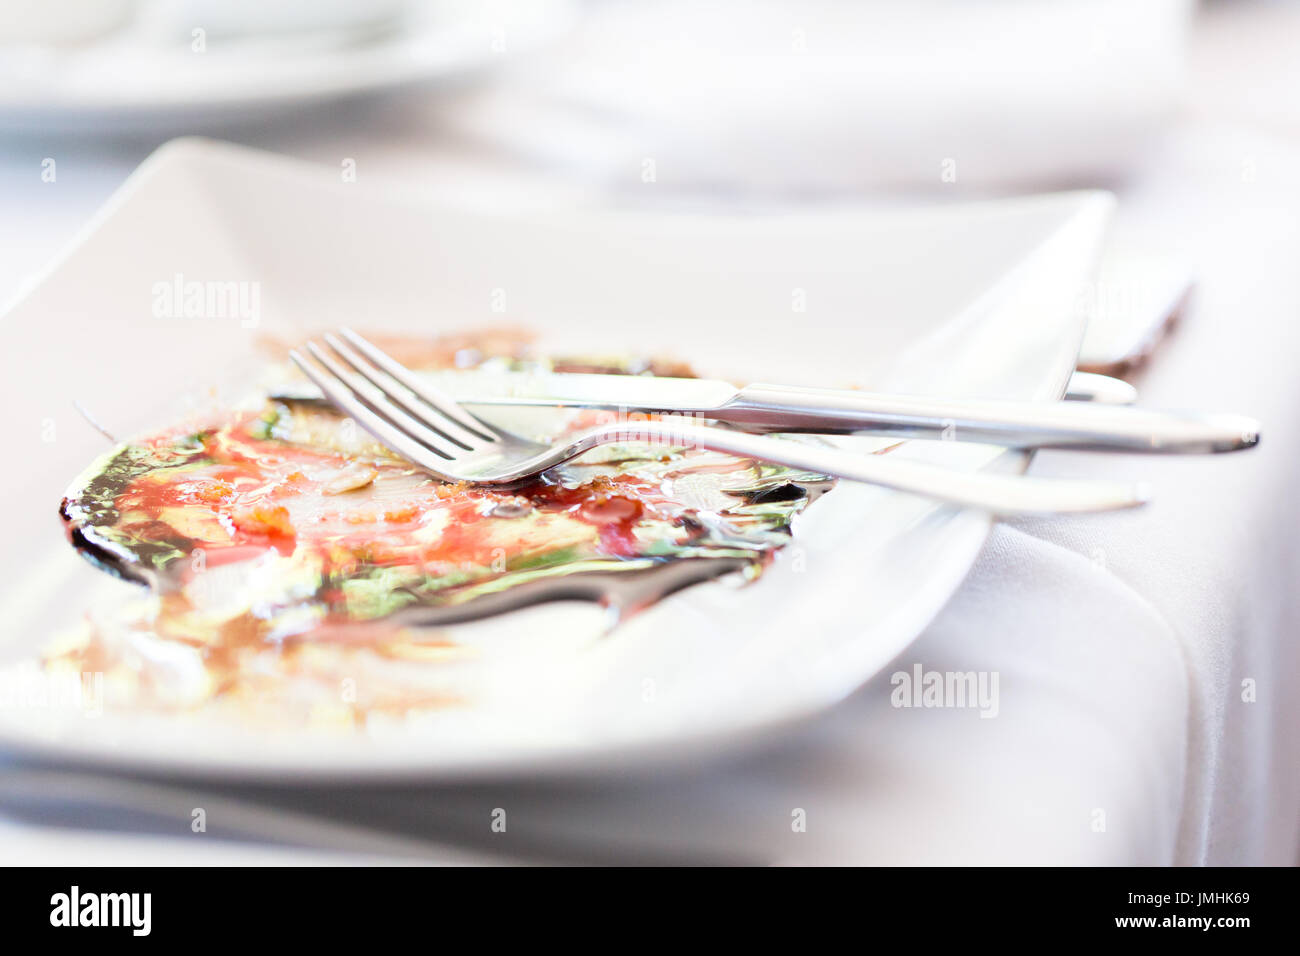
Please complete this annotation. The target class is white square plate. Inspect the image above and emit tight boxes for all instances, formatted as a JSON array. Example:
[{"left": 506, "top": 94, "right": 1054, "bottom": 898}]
[{"left": 0, "top": 139, "right": 1111, "bottom": 779}]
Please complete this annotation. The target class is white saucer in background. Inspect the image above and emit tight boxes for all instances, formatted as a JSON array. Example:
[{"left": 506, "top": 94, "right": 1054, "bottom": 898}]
[{"left": 0, "top": 0, "right": 576, "bottom": 133}]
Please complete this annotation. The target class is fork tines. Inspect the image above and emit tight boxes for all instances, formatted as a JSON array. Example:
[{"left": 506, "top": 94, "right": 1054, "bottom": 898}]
[{"left": 288, "top": 329, "right": 497, "bottom": 478}]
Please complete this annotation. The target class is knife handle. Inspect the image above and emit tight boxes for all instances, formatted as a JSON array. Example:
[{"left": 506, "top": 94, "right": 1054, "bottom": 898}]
[{"left": 721, "top": 384, "right": 1260, "bottom": 454}]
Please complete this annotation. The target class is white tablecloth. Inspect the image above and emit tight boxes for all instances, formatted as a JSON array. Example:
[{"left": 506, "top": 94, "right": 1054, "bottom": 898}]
[{"left": 1, "top": 1, "right": 1296, "bottom": 866}]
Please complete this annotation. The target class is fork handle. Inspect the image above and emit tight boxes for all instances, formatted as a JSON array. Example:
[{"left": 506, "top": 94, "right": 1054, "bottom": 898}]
[
  {"left": 642, "top": 423, "right": 1148, "bottom": 515},
  {"left": 720, "top": 384, "right": 1259, "bottom": 453}
]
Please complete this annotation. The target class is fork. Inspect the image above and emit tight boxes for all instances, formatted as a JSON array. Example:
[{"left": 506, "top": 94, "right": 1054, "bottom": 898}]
[{"left": 288, "top": 329, "right": 1148, "bottom": 516}]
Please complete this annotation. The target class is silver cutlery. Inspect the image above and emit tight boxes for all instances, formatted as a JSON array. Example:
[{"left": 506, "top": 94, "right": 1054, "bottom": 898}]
[
  {"left": 276, "top": 366, "right": 1255, "bottom": 453},
  {"left": 289, "top": 329, "right": 1147, "bottom": 515}
]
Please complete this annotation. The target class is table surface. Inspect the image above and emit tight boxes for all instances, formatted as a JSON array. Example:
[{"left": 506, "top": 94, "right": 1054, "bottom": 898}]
[{"left": 1, "top": 0, "right": 1297, "bottom": 865}]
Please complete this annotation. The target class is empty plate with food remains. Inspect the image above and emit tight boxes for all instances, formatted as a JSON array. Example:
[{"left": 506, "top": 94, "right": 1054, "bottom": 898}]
[{"left": 0, "top": 139, "right": 1113, "bottom": 778}]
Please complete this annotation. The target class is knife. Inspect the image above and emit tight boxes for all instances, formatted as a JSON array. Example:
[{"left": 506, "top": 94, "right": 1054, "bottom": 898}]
[{"left": 272, "top": 369, "right": 1258, "bottom": 454}]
